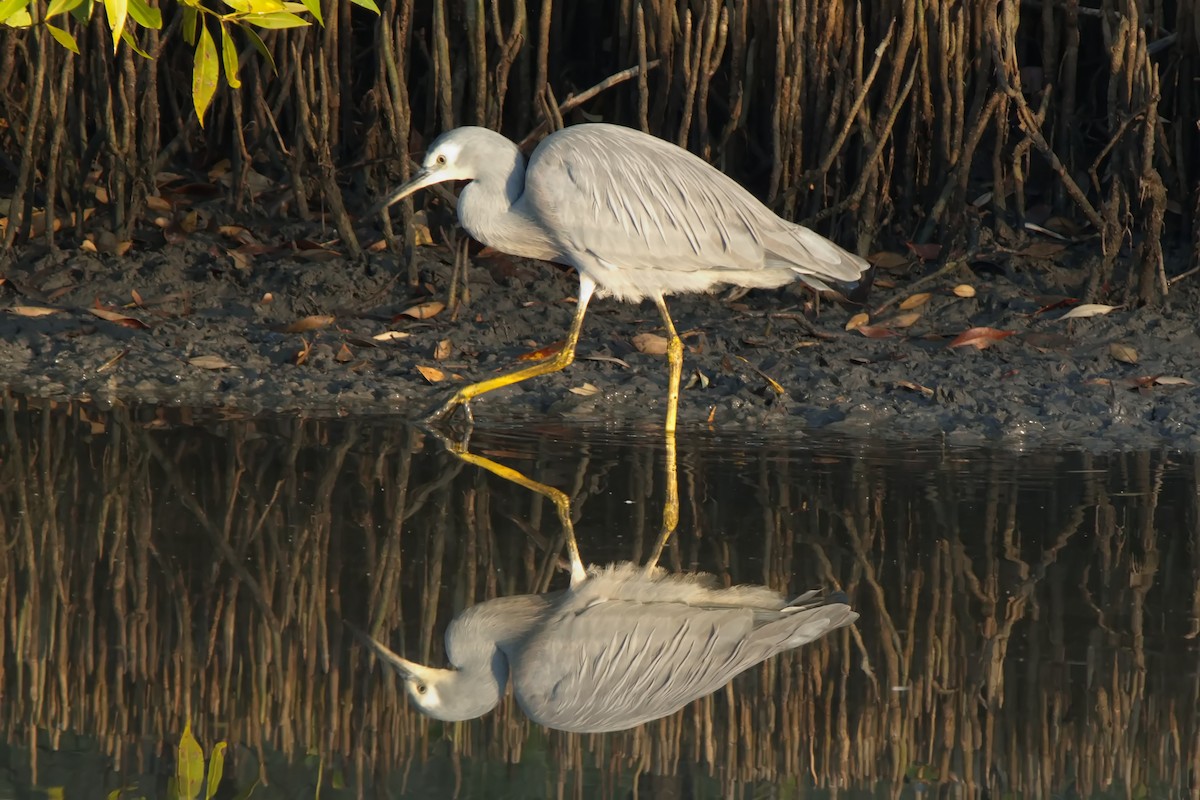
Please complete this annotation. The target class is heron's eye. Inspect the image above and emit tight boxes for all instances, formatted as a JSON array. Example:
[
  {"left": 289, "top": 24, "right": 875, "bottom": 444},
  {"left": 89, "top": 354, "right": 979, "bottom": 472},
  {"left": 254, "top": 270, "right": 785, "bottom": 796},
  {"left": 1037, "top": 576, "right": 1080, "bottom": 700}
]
[
  {"left": 416, "top": 683, "right": 427, "bottom": 695},
  {"left": 435, "top": 154, "right": 446, "bottom": 166}
]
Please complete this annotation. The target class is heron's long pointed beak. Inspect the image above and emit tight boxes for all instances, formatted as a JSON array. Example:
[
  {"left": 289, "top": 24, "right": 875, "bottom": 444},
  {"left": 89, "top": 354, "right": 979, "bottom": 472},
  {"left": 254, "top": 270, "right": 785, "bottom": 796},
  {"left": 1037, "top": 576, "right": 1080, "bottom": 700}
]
[
  {"left": 368, "top": 167, "right": 442, "bottom": 217},
  {"left": 347, "top": 623, "right": 429, "bottom": 680}
]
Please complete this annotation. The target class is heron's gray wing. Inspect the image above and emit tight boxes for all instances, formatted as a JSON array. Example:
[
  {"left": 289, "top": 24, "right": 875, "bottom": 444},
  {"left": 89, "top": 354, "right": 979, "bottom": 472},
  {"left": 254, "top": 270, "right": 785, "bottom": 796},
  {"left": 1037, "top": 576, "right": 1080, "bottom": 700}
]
[
  {"left": 522, "top": 124, "right": 869, "bottom": 300},
  {"left": 508, "top": 599, "right": 854, "bottom": 733}
]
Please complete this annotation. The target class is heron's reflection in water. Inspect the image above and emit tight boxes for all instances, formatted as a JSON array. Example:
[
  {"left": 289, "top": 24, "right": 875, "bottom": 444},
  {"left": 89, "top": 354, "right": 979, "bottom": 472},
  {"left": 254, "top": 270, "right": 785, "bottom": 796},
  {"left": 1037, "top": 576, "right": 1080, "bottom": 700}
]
[{"left": 353, "top": 428, "right": 858, "bottom": 734}]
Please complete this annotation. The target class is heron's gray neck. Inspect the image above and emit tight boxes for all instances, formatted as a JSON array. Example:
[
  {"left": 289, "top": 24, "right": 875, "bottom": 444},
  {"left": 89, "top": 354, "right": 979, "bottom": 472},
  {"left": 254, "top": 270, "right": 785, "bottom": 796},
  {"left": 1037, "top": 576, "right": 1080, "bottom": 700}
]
[{"left": 457, "top": 148, "right": 560, "bottom": 261}]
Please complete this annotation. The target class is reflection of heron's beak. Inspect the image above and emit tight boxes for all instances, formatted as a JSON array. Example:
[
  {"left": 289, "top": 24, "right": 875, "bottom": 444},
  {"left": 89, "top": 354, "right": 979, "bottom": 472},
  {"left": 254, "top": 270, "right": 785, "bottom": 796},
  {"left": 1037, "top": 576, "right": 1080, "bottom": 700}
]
[{"left": 369, "top": 167, "right": 442, "bottom": 216}]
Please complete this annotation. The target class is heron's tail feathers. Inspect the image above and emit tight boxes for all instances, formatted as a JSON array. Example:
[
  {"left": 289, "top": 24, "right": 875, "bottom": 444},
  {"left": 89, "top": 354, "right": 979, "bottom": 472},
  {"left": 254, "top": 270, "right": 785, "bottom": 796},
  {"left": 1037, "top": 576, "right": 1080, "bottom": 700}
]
[{"left": 773, "top": 591, "right": 858, "bottom": 648}]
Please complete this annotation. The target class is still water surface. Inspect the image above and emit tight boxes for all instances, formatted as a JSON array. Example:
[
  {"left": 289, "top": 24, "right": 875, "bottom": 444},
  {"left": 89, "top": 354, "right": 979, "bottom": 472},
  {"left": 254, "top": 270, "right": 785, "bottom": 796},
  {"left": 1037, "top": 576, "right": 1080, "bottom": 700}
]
[{"left": 1, "top": 398, "right": 1197, "bottom": 798}]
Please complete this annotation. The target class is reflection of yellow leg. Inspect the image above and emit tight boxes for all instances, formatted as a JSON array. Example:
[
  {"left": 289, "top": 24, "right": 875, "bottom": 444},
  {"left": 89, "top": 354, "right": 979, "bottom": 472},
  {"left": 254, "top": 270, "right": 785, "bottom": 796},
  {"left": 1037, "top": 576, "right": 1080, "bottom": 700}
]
[
  {"left": 427, "top": 276, "right": 597, "bottom": 426},
  {"left": 643, "top": 425, "right": 678, "bottom": 572},
  {"left": 653, "top": 295, "right": 684, "bottom": 435},
  {"left": 452, "top": 448, "right": 588, "bottom": 587}
]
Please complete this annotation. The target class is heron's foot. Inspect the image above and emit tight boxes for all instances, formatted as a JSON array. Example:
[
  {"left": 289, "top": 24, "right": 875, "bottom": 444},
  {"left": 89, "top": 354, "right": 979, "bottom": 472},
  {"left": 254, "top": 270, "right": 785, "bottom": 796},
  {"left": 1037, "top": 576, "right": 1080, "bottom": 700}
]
[{"left": 423, "top": 394, "right": 475, "bottom": 451}]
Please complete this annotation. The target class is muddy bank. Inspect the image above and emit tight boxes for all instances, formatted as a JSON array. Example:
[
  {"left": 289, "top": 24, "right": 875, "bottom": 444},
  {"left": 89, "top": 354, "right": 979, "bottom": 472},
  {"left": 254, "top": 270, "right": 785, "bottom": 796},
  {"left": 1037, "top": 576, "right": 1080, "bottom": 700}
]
[{"left": 1, "top": 225, "right": 1198, "bottom": 449}]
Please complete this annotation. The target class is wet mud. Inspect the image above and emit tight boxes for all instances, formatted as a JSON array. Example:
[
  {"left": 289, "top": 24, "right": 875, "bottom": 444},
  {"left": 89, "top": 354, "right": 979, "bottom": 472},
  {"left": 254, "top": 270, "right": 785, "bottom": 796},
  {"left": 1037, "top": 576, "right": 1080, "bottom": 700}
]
[{"left": 2, "top": 226, "right": 1198, "bottom": 449}]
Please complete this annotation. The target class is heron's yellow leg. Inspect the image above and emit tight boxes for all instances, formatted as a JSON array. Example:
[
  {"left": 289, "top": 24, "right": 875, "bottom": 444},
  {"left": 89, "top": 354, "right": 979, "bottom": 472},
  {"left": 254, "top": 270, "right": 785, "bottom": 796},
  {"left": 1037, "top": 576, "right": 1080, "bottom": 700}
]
[
  {"left": 452, "top": 448, "right": 588, "bottom": 587},
  {"left": 653, "top": 295, "right": 684, "bottom": 435},
  {"left": 643, "top": 425, "right": 679, "bottom": 572},
  {"left": 427, "top": 277, "right": 596, "bottom": 425}
]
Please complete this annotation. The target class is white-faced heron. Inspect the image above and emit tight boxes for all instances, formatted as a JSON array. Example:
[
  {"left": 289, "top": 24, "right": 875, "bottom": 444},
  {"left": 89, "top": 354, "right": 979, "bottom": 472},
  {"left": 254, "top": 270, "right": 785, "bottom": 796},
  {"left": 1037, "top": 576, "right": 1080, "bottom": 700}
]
[
  {"left": 353, "top": 561, "right": 857, "bottom": 733},
  {"left": 376, "top": 123, "right": 872, "bottom": 431}
]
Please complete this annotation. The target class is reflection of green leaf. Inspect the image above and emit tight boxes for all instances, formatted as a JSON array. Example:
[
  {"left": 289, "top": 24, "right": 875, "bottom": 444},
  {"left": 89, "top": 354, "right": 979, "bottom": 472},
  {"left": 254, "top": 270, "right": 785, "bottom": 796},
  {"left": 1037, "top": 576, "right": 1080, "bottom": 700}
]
[
  {"left": 104, "top": 0, "right": 127, "bottom": 52},
  {"left": 0, "top": 0, "right": 28, "bottom": 24},
  {"left": 220, "top": 23, "right": 241, "bottom": 88},
  {"left": 240, "top": 25, "right": 275, "bottom": 73},
  {"left": 192, "top": 21, "right": 219, "bottom": 126},
  {"left": 204, "top": 742, "right": 226, "bottom": 800},
  {"left": 45, "top": 22, "right": 79, "bottom": 50},
  {"left": 176, "top": 721, "right": 206, "bottom": 800},
  {"left": 349, "top": 0, "right": 378, "bottom": 12},
  {"left": 126, "top": 0, "right": 160, "bottom": 28},
  {"left": 242, "top": 10, "right": 307, "bottom": 27}
]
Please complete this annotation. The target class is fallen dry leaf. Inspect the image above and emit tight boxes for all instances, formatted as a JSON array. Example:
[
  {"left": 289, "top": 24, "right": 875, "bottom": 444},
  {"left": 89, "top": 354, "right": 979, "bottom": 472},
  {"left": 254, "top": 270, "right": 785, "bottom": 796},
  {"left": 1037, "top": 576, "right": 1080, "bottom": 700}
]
[
  {"left": 88, "top": 307, "right": 149, "bottom": 329},
  {"left": 952, "top": 284, "right": 976, "bottom": 298},
  {"left": 1109, "top": 342, "right": 1138, "bottom": 364},
  {"left": 845, "top": 312, "right": 870, "bottom": 331},
  {"left": 1060, "top": 303, "right": 1119, "bottom": 320},
  {"left": 294, "top": 339, "right": 313, "bottom": 366},
  {"left": 632, "top": 332, "right": 669, "bottom": 355},
  {"left": 416, "top": 365, "right": 446, "bottom": 383},
  {"left": 398, "top": 301, "right": 445, "bottom": 320},
  {"left": 899, "top": 292, "right": 932, "bottom": 310},
  {"left": 130, "top": 288, "right": 144, "bottom": 306},
  {"left": 868, "top": 251, "right": 910, "bottom": 270},
  {"left": 146, "top": 195, "right": 172, "bottom": 212},
  {"left": 895, "top": 379, "right": 934, "bottom": 397},
  {"left": 886, "top": 311, "right": 922, "bottom": 329},
  {"left": 949, "top": 327, "right": 1016, "bottom": 350},
  {"left": 412, "top": 223, "right": 434, "bottom": 246},
  {"left": 8, "top": 305, "right": 62, "bottom": 317},
  {"left": 372, "top": 330, "right": 410, "bottom": 342},
  {"left": 284, "top": 315, "right": 335, "bottom": 333},
  {"left": 906, "top": 242, "right": 943, "bottom": 261},
  {"left": 335, "top": 343, "right": 354, "bottom": 363},
  {"left": 1152, "top": 376, "right": 1193, "bottom": 386},
  {"left": 1020, "top": 241, "right": 1068, "bottom": 258},
  {"left": 434, "top": 339, "right": 452, "bottom": 360},
  {"left": 855, "top": 325, "right": 900, "bottom": 339},
  {"left": 569, "top": 383, "right": 601, "bottom": 397},
  {"left": 189, "top": 355, "right": 233, "bottom": 369},
  {"left": 518, "top": 342, "right": 564, "bottom": 361}
]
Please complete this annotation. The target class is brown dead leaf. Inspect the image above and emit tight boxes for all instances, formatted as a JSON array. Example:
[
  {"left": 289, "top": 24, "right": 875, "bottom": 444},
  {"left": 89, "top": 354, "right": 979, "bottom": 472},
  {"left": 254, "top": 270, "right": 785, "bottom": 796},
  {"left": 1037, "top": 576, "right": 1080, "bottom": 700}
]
[
  {"left": 412, "top": 223, "right": 434, "bottom": 247},
  {"left": 398, "top": 301, "right": 445, "bottom": 320},
  {"left": 1109, "top": 342, "right": 1138, "bottom": 364},
  {"left": 217, "top": 225, "right": 258, "bottom": 245},
  {"left": 146, "top": 195, "right": 172, "bottom": 212},
  {"left": 886, "top": 312, "right": 922, "bottom": 329},
  {"left": 416, "top": 365, "right": 446, "bottom": 383},
  {"left": 335, "top": 343, "right": 355, "bottom": 363},
  {"left": 895, "top": 380, "right": 934, "bottom": 397},
  {"left": 906, "top": 242, "right": 943, "bottom": 261},
  {"left": 130, "top": 288, "right": 144, "bottom": 306},
  {"left": 633, "top": 332, "right": 669, "bottom": 355},
  {"left": 855, "top": 325, "right": 900, "bottom": 339},
  {"left": 180, "top": 210, "right": 205, "bottom": 234},
  {"left": 899, "top": 292, "right": 932, "bottom": 310},
  {"left": 1060, "top": 303, "right": 1119, "bottom": 320},
  {"left": 949, "top": 327, "right": 1016, "bottom": 350},
  {"left": 294, "top": 339, "right": 313, "bottom": 366},
  {"left": 189, "top": 355, "right": 233, "bottom": 370},
  {"left": 373, "top": 330, "right": 410, "bottom": 342},
  {"left": 519, "top": 342, "right": 564, "bottom": 361},
  {"left": 9, "top": 305, "right": 62, "bottom": 317},
  {"left": 845, "top": 312, "right": 870, "bottom": 331},
  {"left": 367, "top": 238, "right": 388, "bottom": 252},
  {"left": 434, "top": 339, "right": 452, "bottom": 360},
  {"left": 88, "top": 307, "right": 149, "bottom": 329},
  {"left": 868, "top": 251, "right": 910, "bottom": 270},
  {"left": 285, "top": 315, "right": 335, "bottom": 334},
  {"left": 569, "top": 383, "right": 601, "bottom": 397},
  {"left": 952, "top": 284, "right": 976, "bottom": 298},
  {"left": 1020, "top": 241, "right": 1068, "bottom": 258},
  {"left": 1153, "top": 376, "right": 1193, "bottom": 386}
]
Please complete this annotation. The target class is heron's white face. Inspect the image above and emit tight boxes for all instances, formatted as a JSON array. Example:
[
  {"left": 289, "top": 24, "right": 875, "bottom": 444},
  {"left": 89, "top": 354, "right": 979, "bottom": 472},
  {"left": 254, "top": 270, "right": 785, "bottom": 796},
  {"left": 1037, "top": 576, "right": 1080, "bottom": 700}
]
[
  {"left": 420, "top": 137, "right": 471, "bottom": 183},
  {"left": 403, "top": 675, "right": 448, "bottom": 718}
]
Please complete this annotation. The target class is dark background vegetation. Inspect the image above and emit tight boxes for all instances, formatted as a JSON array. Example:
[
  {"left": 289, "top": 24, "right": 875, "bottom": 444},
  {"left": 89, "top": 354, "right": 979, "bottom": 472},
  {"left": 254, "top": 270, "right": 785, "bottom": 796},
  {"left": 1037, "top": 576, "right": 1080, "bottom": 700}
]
[{"left": 0, "top": 0, "right": 1196, "bottom": 305}]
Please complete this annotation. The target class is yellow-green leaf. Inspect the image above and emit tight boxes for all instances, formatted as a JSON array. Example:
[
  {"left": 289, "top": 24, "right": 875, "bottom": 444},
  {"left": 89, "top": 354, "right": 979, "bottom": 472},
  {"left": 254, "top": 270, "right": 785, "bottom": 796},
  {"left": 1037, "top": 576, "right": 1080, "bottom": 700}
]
[
  {"left": 181, "top": 4, "right": 195, "bottom": 42},
  {"left": 104, "top": 0, "right": 127, "bottom": 52},
  {"left": 349, "top": 0, "right": 378, "bottom": 12},
  {"left": 176, "top": 722, "right": 205, "bottom": 800},
  {"left": 0, "top": 0, "right": 28, "bottom": 23},
  {"left": 3, "top": 6, "right": 31, "bottom": 24},
  {"left": 126, "top": 0, "right": 160, "bottom": 28},
  {"left": 45, "top": 22, "right": 79, "bottom": 50},
  {"left": 219, "top": 23, "right": 241, "bottom": 87},
  {"left": 119, "top": 25, "right": 149, "bottom": 56},
  {"left": 240, "top": 25, "right": 275, "bottom": 73},
  {"left": 220, "top": 0, "right": 249, "bottom": 11},
  {"left": 204, "top": 742, "right": 226, "bottom": 800},
  {"left": 242, "top": 0, "right": 283, "bottom": 11},
  {"left": 192, "top": 20, "right": 219, "bottom": 126},
  {"left": 45, "top": 0, "right": 84, "bottom": 19},
  {"left": 68, "top": 0, "right": 92, "bottom": 24},
  {"left": 297, "top": 0, "right": 319, "bottom": 23},
  {"left": 243, "top": 10, "right": 306, "bottom": 27}
]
